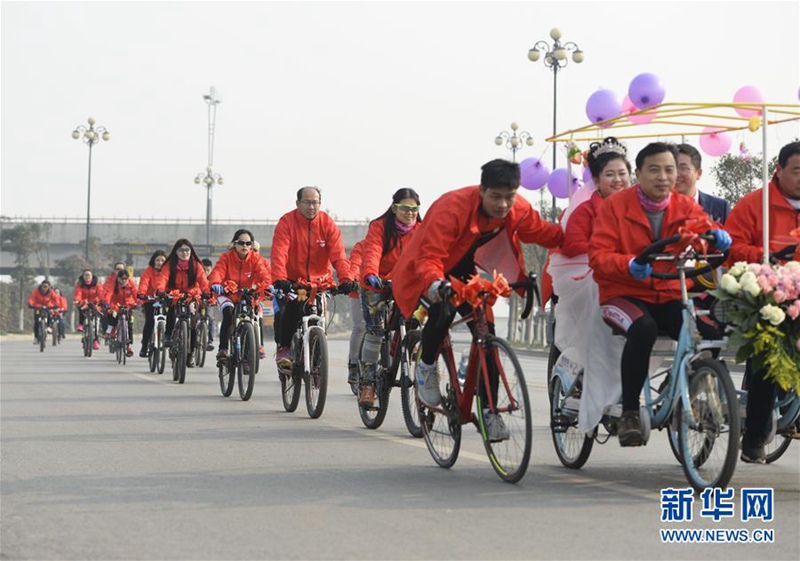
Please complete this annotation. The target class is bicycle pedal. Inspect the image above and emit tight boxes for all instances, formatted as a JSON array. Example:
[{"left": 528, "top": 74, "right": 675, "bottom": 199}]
[{"left": 550, "top": 414, "right": 573, "bottom": 432}]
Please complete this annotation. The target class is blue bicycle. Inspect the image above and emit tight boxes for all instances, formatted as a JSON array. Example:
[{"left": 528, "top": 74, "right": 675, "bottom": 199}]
[{"left": 549, "top": 234, "right": 740, "bottom": 491}]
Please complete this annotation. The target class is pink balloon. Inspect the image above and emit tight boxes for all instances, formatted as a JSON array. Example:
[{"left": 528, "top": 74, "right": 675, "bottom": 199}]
[
  {"left": 622, "top": 94, "right": 656, "bottom": 124},
  {"left": 699, "top": 128, "right": 732, "bottom": 157},
  {"left": 585, "top": 89, "right": 621, "bottom": 127},
  {"left": 628, "top": 73, "right": 665, "bottom": 109},
  {"left": 547, "top": 168, "right": 580, "bottom": 199},
  {"left": 733, "top": 85, "right": 764, "bottom": 118},
  {"left": 519, "top": 157, "right": 550, "bottom": 191}
]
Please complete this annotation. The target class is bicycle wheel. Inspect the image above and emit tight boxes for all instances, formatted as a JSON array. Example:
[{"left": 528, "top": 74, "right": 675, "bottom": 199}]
[
  {"left": 417, "top": 349, "right": 461, "bottom": 468},
  {"left": 115, "top": 327, "right": 124, "bottom": 364},
  {"left": 280, "top": 369, "right": 302, "bottom": 412},
  {"left": 119, "top": 319, "right": 128, "bottom": 366},
  {"left": 476, "top": 337, "right": 532, "bottom": 483},
  {"left": 195, "top": 321, "right": 208, "bottom": 368},
  {"left": 237, "top": 323, "right": 257, "bottom": 401},
  {"left": 82, "top": 326, "right": 91, "bottom": 357},
  {"left": 765, "top": 435, "right": 793, "bottom": 463},
  {"left": 39, "top": 318, "right": 46, "bottom": 352},
  {"left": 400, "top": 330, "right": 423, "bottom": 438},
  {"left": 548, "top": 353, "right": 593, "bottom": 469},
  {"left": 155, "top": 322, "right": 166, "bottom": 374},
  {"left": 51, "top": 322, "right": 58, "bottom": 347},
  {"left": 173, "top": 321, "right": 188, "bottom": 384},
  {"left": 677, "top": 358, "right": 740, "bottom": 491},
  {"left": 304, "top": 326, "right": 328, "bottom": 419},
  {"left": 358, "top": 338, "right": 391, "bottom": 430}
]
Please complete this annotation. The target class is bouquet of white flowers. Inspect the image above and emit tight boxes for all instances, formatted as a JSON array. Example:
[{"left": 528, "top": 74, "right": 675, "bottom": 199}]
[{"left": 711, "top": 260, "right": 800, "bottom": 392}]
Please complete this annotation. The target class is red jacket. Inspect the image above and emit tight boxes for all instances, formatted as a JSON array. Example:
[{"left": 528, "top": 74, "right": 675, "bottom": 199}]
[
  {"left": 156, "top": 260, "right": 210, "bottom": 293},
  {"left": 73, "top": 277, "right": 104, "bottom": 304},
  {"left": 270, "top": 209, "right": 351, "bottom": 283},
  {"left": 391, "top": 185, "right": 563, "bottom": 319},
  {"left": 360, "top": 218, "right": 421, "bottom": 286},
  {"left": 104, "top": 279, "right": 139, "bottom": 309},
  {"left": 208, "top": 249, "right": 271, "bottom": 302},
  {"left": 137, "top": 266, "right": 162, "bottom": 297},
  {"left": 348, "top": 240, "right": 365, "bottom": 299},
  {"left": 561, "top": 191, "right": 603, "bottom": 258},
  {"left": 103, "top": 273, "right": 123, "bottom": 298},
  {"left": 55, "top": 294, "right": 68, "bottom": 313},
  {"left": 726, "top": 175, "right": 799, "bottom": 264},
  {"left": 589, "top": 187, "right": 709, "bottom": 304},
  {"left": 28, "top": 287, "right": 60, "bottom": 309}
]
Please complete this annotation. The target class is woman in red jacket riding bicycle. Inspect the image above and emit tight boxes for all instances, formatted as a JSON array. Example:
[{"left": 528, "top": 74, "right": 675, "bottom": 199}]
[
  {"left": 137, "top": 249, "right": 167, "bottom": 357},
  {"left": 73, "top": 269, "right": 104, "bottom": 350},
  {"left": 208, "top": 229, "right": 271, "bottom": 362},
  {"left": 357, "top": 188, "right": 423, "bottom": 407},
  {"left": 157, "top": 238, "right": 210, "bottom": 367},
  {"left": 103, "top": 269, "right": 138, "bottom": 357}
]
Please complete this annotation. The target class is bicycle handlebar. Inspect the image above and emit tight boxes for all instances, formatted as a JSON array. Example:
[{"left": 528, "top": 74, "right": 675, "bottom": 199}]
[{"left": 633, "top": 233, "right": 727, "bottom": 280}]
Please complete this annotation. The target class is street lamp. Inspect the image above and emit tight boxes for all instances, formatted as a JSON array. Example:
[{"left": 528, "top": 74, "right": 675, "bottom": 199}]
[
  {"left": 494, "top": 122, "right": 534, "bottom": 163},
  {"left": 72, "top": 116, "right": 110, "bottom": 262},
  {"left": 494, "top": 122, "right": 533, "bottom": 343},
  {"left": 528, "top": 27, "right": 584, "bottom": 217},
  {"left": 194, "top": 165, "right": 223, "bottom": 254},
  {"left": 195, "top": 86, "right": 222, "bottom": 255}
]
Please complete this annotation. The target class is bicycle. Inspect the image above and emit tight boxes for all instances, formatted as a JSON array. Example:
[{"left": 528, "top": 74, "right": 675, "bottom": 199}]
[
  {"left": 140, "top": 295, "right": 168, "bottom": 374},
  {"left": 78, "top": 301, "right": 102, "bottom": 358},
  {"left": 355, "top": 280, "right": 423, "bottom": 437},
  {"left": 277, "top": 280, "right": 341, "bottom": 419},
  {"left": 415, "top": 271, "right": 538, "bottom": 483},
  {"left": 112, "top": 305, "right": 134, "bottom": 365},
  {"left": 32, "top": 306, "right": 54, "bottom": 353},
  {"left": 194, "top": 297, "right": 212, "bottom": 368},
  {"left": 166, "top": 290, "right": 201, "bottom": 384},
  {"left": 217, "top": 285, "right": 264, "bottom": 401},
  {"left": 548, "top": 233, "right": 740, "bottom": 491}
]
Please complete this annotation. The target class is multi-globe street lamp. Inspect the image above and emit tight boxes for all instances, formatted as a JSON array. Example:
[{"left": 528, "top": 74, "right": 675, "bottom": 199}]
[
  {"left": 528, "top": 28, "right": 584, "bottom": 216},
  {"left": 494, "top": 122, "right": 534, "bottom": 163},
  {"left": 194, "top": 165, "right": 223, "bottom": 253},
  {"left": 72, "top": 117, "right": 110, "bottom": 262},
  {"left": 195, "top": 86, "right": 222, "bottom": 255},
  {"left": 494, "top": 122, "right": 533, "bottom": 343}
]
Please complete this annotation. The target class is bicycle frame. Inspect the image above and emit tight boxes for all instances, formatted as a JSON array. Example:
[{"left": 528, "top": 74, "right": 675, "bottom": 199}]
[
  {"left": 297, "top": 293, "right": 327, "bottom": 376},
  {"left": 435, "top": 295, "right": 517, "bottom": 424}
]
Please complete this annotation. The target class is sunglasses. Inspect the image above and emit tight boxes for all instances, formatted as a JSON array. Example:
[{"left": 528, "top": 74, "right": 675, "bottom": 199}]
[
  {"left": 177, "top": 247, "right": 191, "bottom": 253},
  {"left": 394, "top": 204, "right": 420, "bottom": 213},
  {"left": 235, "top": 240, "right": 253, "bottom": 247}
]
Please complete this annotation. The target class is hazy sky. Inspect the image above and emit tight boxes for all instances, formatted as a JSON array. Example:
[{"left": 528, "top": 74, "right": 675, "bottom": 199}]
[{"left": 2, "top": 0, "right": 799, "bottom": 223}]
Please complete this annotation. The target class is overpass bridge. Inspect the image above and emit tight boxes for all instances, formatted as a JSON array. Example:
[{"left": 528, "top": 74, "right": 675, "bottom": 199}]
[{"left": 0, "top": 216, "right": 370, "bottom": 276}]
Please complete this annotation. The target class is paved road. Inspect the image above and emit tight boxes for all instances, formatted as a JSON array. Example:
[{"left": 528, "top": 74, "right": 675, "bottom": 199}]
[{"left": 1, "top": 336, "right": 798, "bottom": 560}]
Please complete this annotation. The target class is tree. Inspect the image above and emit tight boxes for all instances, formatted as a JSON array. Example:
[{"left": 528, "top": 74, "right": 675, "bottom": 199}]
[
  {"left": 0, "top": 223, "right": 51, "bottom": 330},
  {"left": 710, "top": 153, "right": 777, "bottom": 207}
]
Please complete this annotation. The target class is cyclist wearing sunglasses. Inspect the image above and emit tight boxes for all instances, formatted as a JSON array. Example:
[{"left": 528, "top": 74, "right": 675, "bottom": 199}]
[
  {"left": 392, "top": 159, "right": 563, "bottom": 410},
  {"left": 357, "top": 188, "right": 423, "bottom": 407},
  {"left": 156, "top": 238, "right": 210, "bottom": 367},
  {"left": 209, "top": 229, "right": 271, "bottom": 361},
  {"left": 270, "top": 186, "right": 356, "bottom": 368}
]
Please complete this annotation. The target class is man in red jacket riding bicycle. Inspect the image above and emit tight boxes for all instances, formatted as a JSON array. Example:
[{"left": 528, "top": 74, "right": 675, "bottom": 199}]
[{"left": 270, "top": 186, "right": 357, "bottom": 369}]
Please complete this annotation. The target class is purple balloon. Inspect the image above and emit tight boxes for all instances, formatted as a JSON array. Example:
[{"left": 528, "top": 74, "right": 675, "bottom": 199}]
[
  {"left": 519, "top": 157, "right": 550, "bottom": 191},
  {"left": 547, "top": 168, "right": 580, "bottom": 199},
  {"left": 628, "top": 72, "right": 665, "bottom": 109},
  {"left": 585, "top": 89, "right": 621, "bottom": 126},
  {"left": 582, "top": 166, "right": 593, "bottom": 183}
]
